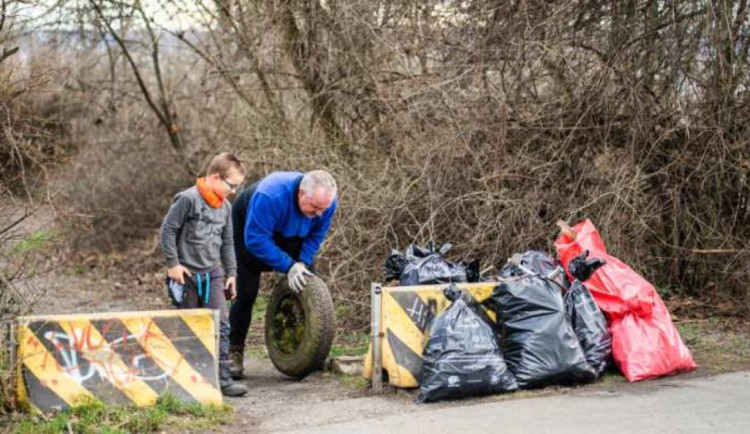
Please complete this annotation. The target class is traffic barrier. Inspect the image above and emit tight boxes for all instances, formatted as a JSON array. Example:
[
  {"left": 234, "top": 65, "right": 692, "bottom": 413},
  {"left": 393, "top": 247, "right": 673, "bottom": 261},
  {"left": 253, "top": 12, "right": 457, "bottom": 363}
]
[
  {"left": 15, "top": 309, "right": 222, "bottom": 411},
  {"left": 363, "top": 282, "right": 497, "bottom": 388}
]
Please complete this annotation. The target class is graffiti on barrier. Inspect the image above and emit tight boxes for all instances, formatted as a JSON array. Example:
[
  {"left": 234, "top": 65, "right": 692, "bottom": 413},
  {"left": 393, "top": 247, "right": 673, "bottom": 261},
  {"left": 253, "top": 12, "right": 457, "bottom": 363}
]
[{"left": 31, "top": 319, "right": 187, "bottom": 388}]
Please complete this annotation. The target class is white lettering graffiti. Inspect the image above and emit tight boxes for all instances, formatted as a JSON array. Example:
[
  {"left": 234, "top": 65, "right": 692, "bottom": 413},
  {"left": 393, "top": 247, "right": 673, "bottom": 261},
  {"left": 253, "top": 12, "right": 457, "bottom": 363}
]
[{"left": 41, "top": 321, "right": 183, "bottom": 387}]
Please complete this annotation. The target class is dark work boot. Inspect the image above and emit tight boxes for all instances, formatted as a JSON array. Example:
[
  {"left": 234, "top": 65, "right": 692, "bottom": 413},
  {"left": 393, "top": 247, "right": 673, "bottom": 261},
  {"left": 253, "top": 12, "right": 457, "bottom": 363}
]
[
  {"left": 229, "top": 346, "right": 244, "bottom": 380},
  {"left": 221, "top": 381, "right": 248, "bottom": 397}
]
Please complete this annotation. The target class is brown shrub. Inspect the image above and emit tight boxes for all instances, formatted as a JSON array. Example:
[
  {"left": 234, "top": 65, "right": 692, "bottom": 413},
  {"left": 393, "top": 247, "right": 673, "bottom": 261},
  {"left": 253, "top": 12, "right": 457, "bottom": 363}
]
[{"left": 21, "top": 0, "right": 750, "bottom": 329}]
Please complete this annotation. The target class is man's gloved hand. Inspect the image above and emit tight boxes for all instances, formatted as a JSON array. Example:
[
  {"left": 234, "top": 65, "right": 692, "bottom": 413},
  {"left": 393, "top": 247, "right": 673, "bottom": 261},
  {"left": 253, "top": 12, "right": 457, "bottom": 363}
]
[{"left": 287, "top": 262, "right": 314, "bottom": 293}]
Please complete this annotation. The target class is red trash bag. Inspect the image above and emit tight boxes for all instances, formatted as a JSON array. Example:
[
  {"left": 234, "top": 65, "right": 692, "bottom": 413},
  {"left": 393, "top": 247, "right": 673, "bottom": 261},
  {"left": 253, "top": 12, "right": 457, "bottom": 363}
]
[{"left": 555, "top": 219, "right": 697, "bottom": 381}]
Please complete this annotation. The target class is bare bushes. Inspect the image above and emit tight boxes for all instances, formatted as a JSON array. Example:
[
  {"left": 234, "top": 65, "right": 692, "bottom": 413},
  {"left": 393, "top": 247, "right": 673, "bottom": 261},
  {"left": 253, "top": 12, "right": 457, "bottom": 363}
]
[
  {"left": 31, "top": 0, "right": 750, "bottom": 328},
  {"left": 0, "top": 207, "right": 51, "bottom": 411},
  {"left": 0, "top": 32, "right": 71, "bottom": 197},
  {"left": 64, "top": 132, "right": 191, "bottom": 249},
  {"left": 0, "top": 4, "right": 74, "bottom": 408}
]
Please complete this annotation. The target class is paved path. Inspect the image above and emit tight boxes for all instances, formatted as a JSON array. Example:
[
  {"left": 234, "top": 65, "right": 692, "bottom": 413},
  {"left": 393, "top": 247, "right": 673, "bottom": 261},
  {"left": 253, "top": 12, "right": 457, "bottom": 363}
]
[{"left": 285, "top": 372, "right": 750, "bottom": 434}]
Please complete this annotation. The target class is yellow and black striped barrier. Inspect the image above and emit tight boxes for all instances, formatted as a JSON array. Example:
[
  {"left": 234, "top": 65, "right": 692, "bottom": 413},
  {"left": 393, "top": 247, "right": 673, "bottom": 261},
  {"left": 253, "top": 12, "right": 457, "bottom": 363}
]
[
  {"left": 363, "top": 282, "right": 497, "bottom": 389},
  {"left": 15, "top": 309, "right": 222, "bottom": 411}
]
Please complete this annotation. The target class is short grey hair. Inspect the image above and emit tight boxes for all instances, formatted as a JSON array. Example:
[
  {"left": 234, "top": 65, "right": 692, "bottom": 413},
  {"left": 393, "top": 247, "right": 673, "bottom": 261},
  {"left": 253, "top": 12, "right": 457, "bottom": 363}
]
[{"left": 300, "top": 170, "right": 337, "bottom": 198}]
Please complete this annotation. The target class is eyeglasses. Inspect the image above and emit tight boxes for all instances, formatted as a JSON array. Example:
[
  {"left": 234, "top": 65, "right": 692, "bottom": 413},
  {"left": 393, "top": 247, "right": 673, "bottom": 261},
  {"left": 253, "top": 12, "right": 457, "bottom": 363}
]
[{"left": 222, "top": 178, "right": 240, "bottom": 192}]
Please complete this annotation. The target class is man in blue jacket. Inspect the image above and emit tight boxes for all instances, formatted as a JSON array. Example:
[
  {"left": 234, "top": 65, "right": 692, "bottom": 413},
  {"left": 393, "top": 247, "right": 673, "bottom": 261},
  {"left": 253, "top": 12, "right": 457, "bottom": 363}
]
[{"left": 228, "top": 170, "right": 337, "bottom": 378}]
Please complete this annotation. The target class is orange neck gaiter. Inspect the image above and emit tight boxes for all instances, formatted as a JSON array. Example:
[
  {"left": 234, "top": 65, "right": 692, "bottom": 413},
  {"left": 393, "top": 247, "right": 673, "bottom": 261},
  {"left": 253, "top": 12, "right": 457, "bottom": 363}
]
[{"left": 196, "top": 177, "right": 225, "bottom": 208}]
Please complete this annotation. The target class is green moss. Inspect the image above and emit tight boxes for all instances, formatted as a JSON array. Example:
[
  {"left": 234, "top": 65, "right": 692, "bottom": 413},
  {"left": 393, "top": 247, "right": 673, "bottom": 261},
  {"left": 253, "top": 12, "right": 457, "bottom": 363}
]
[
  {"left": 271, "top": 296, "right": 306, "bottom": 354},
  {"left": 247, "top": 344, "right": 270, "bottom": 360},
  {"left": 597, "top": 371, "right": 627, "bottom": 385},
  {"left": 329, "top": 332, "right": 370, "bottom": 358},
  {"left": 677, "top": 320, "right": 750, "bottom": 373},
  {"left": 251, "top": 295, "right": 268, "bottom": 324},
  {"left": 10, "top": 229, "right": 59, "bottom": 256},
  {"left": 339, "top": 375, "right": 368, "bottom": 390}
]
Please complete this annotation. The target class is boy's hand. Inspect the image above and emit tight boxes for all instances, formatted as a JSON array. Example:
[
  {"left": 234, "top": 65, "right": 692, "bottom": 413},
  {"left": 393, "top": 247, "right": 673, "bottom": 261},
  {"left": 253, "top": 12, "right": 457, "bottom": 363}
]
[
  {"left": 167, "top": 265, "right": 191, "bottom": 284},
  {"left": 225, "top": 277, "right": 237, "bottom": 300}
]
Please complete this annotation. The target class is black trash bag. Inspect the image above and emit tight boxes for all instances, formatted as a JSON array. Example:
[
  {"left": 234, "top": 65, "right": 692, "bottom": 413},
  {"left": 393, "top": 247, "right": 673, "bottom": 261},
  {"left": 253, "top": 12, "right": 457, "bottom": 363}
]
[
  {"left": 384, "top": 250, "right": 409, "bottom": 282},
  {"left": 400, "top": 243, "right": 468, "bottom": 286},
  {"left": 564, "top": 251, "right": 611, "bottom": 376},
  {"left": 384, "top": 242, "right": 452, "bottom": 283},
  {"left": 499, "top": 250, "right": 568, "bottom": 290},
  {"left": 485, "top": 275, "right": 596, "bottom": 388},
  {"left": 568, "top": 250, "right": 606, "bottom": 282},
  {"left": 460, "top": 259, "right": 482, "bottom": 283},
  {"left": 417, "top": 285, "right": 518, "bottom": 403},
  {"left": 403, "top": 241, "right": 450, "bottom": 260}
]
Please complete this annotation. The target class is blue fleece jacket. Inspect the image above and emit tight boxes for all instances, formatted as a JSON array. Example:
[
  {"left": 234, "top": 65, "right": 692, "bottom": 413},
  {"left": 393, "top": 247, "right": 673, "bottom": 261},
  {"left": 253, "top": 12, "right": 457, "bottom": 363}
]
[{"left": 244, "top": 172, "right": 337, "bottom": 273}]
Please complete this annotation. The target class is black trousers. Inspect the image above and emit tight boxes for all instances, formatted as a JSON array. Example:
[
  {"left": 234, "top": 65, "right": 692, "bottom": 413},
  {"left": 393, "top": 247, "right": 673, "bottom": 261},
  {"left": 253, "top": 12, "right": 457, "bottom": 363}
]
[
  {"left": 228, "top": 235, "right": 307, "bottom": 348},
  {"left": 228, "top": 182, "right": 308, "bottom": 348}
]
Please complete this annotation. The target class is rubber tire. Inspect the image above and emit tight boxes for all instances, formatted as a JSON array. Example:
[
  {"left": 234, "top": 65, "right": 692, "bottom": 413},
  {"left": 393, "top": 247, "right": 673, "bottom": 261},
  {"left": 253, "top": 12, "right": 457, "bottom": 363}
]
[{"left": 265, "top": 275, "right": 335, "bottom": 378}]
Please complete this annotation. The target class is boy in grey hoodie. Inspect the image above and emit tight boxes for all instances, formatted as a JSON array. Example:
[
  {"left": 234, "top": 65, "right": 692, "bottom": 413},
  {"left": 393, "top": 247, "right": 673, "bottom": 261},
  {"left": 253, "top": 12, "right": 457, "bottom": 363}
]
[{"left": 160, "top": 152, "right": 247, "bottom": 397}]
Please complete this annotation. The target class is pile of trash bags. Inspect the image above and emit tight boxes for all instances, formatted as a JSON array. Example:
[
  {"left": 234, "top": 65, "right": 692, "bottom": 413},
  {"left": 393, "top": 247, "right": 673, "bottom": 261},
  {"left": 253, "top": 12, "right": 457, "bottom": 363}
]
[
  {"left": 403, "top": 219, "right": 696, "bottom": 403},
  {"left": 384, "top": 242, "right": 481, "bottom": 286}
]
